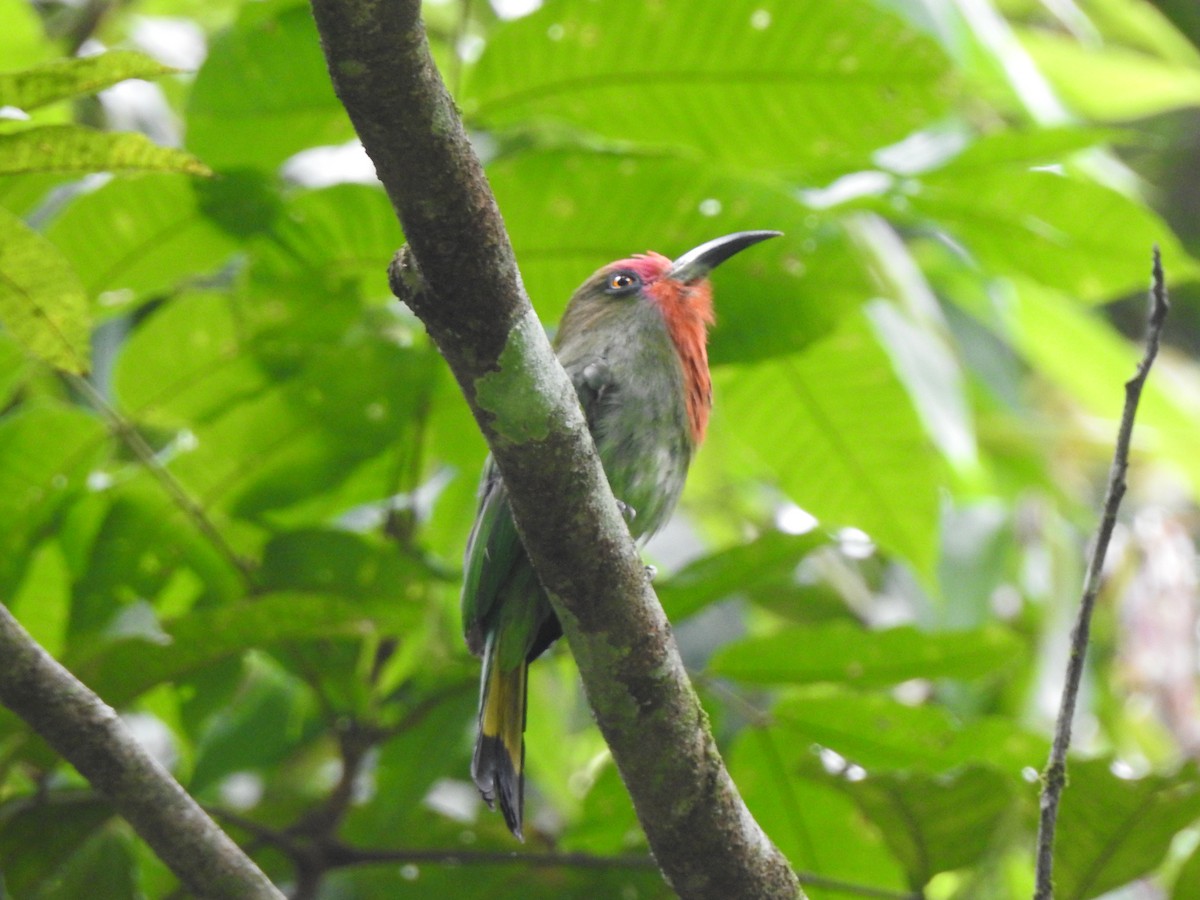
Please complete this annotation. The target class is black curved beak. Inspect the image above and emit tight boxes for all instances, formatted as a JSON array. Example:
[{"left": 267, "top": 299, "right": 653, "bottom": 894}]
[{"left": 668, "top": 230, "right": 782, "bottom": 283}]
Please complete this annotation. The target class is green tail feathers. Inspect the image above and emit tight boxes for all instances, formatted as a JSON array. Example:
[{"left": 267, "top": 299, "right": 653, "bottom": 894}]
[{"left": 471, "top": 634, "right": 528, "bottom": 840}]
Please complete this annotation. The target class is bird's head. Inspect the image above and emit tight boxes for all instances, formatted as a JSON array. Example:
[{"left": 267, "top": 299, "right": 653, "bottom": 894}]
[
  {"left": 583, "top": 229, "right": 782, "bottom": 329},
  {"left": 559, "top": 230, "right": 780, "bottom": 443}
]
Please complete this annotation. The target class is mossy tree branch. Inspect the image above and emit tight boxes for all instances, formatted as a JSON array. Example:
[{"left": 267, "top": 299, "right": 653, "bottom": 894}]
[{"left": 306, "top": 1, "right": 800, "bottom": 897}]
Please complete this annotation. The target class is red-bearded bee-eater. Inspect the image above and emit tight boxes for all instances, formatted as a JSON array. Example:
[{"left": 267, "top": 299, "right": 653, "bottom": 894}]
[{"left": 462, "top": 230, "right": 781, "bottom": 839}]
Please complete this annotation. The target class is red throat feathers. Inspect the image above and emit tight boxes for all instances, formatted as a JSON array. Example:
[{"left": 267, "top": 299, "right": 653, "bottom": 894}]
[{"left": 609, "top": 252, "right": 715, "bottom": 445}]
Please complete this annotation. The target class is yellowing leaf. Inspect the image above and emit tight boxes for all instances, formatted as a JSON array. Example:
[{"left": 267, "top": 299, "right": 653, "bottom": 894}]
[{"left": 0, "top": 206, "right": 90, "bottom": 373}]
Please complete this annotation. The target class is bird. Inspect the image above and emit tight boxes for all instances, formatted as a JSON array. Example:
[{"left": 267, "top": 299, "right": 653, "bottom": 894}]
[{"left": 461, "top": 230, "right": 781, "bottom": 839}]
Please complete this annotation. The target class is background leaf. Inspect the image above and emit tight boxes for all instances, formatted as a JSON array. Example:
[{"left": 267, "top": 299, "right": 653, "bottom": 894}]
[
  {"left": 0, "top": 50, "right": 177, "bottom": 112},
  {"left": 709, "top": 623, "right": 1023, "bottom": 686},
  {"left": 0, "top": 206, "right": 90, "bottom": 372}
]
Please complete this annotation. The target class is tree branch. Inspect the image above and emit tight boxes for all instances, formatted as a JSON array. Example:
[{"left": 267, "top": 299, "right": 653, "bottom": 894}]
[
  {"left": 307, "top": 2, "right": 800, "bottom": 897},
  {"left": 0, "top": 604, "right": 283, "bottom": 900},
  {"left": 1033, "top": 248, "right": 1170, "bottom": 899},
  {"left": 212, "top": 807, "right": 918, "bottom": 899}
]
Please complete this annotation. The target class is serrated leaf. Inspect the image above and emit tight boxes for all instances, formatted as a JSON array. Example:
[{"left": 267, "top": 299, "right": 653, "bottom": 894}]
[
  {"left": 0, "top": 50, "right": 177, "bottom": 112},
  {"left": 709, "top": 623, "right": 1023, "bottom": 686},
  {"left": 0, "top": 205, "right": 89, "bottom": 372},
  {"left": 0, "top": 125, "right": 210, "bottom": 176},
  {"left": 465, "top": 0, "right": 954, "bottom": 176}
]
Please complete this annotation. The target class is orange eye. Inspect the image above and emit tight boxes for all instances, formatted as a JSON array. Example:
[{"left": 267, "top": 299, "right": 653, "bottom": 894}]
[{"left": 606, "top": 271, "right": 641, "bottom": 293}]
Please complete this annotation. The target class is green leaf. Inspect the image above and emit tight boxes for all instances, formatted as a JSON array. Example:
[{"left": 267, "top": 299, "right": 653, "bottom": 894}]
[
  {"left": 909, "top": 168, "right": 1199, "bottom": 301},
  {"left": 45, "top": 174, "right": 239, "bottom": 309},
  {"left": 1019, "top": 28, "right": 1200, "bottom": 121},
  {"left": 709, "top": 623, "right": 1023, "bottom": 686},
  {"left": 656, "top": 529, "right": 829, "bottom": 620},
  {"left": 935, "top": 126, "right": 1123, "bottom": 173},
  {"left": 0, "top": 205, "right": 90, "bottom": 372},
  {"left": 0, "top": 330, "right": 28, "bottom": 407},
  {"left": 865, "top": 298, "right": 977, "bottom": 468},
  {"left": 340, "top": 690, "right": 477, "bottom": 843},
  {"left": 465, "top": 0, "right": 954, "bottom": 176},
  {"left": 189, "top": 654, "right": 321, "bottom": 793},
  {"left": 562, "top": 760, "right": 644, "bottom": 854},
  {"left": 112, "top": 290, "right": 270, "bottom": 426},
  {"left": 730, "top": 728, "right": 908, "bottom": 899},
  {"left": 164, "top": 338, "right": 436, "bottom": 520},
  {"left": 840, "top": 767, "right": 1015, "bottom": 887},
  {"left": 0, "top": 126, "right": 210, "bottom": 176},
  {"left": 1172, "top": 835, "right": 1200, "bottom": 900},
  {"left": 260, "top": 529, "right": 447, "bottom": 599},
  {"left": 1055, "top": 759, "right": 1200, "bottom": 900},
  {"left": 772, "top": 687, "right": 1046, "bottom": 774},
  {"left": 0, "top": 50, "right": 177, "bottom": 112},
  {"left": 0, "top": 794, "right": 115, "bottom": 896},
  {"left": 0, "top": 0, "right": 49, "bottom": 74},
  {"left": 186, "top": 0, "right": 354, "bottom": 171},
  {"left": 73, "top": 591, "right": 422, "bottom": 707},
  {"left": 68, "top": 480, "right": 242, "bottom": 639},
  {"left": 709, "top": 311, "right": 942, "bottom": 575},
  {"left": 488, "top": 148, "right": 874, "bottom": 364},
  {"left": 251, "top": 183, "right": 402, "bottom": 303},
  {"left": 1008, "top": 280, "right": 1200, "bottom": 496},
  {"left": 0, "top": 402, "right": 105, "bottom": 591},
  {"left": 9, "top": 540, "right": 71, "bottom": 657},
  {"left": 38, "top": 821, "right": 138, "bottom": 900}
]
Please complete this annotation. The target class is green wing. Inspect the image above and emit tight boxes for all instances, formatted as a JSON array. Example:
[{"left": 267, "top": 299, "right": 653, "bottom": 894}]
[
  {"left": 462, "top": 361, "right": 610, "bottom": 660},
  {"left": 461, "top": 458, "right": 523, "bottom": 656}
]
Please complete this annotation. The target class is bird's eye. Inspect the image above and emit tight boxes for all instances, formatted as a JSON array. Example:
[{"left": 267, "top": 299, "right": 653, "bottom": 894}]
[{"left": 606, "top": 271, "right": 641, "bottom": 294}]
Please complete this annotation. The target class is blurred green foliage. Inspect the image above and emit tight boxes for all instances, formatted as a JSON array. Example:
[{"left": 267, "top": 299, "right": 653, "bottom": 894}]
[{"left": 1, "top": 0, "right": 1200, "bottom": 897}]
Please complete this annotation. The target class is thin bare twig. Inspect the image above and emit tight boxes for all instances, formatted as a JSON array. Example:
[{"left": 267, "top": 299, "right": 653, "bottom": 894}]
[{"left": 1033, "top": 248, "right": 1170, "bottom": 899}]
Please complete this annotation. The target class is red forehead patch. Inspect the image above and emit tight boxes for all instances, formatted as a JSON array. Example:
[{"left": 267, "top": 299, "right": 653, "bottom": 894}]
[{"left": 608, "top": 252, "right": 672, "bottom": 283}]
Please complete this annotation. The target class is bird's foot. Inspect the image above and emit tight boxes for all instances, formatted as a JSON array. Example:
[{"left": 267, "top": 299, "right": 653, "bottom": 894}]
[
  {"left": 616, "top": 500, "right": 637, "bottom": 523},
  {"left": 644, "top": 564, "right": 658, "bottom": 581}
]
